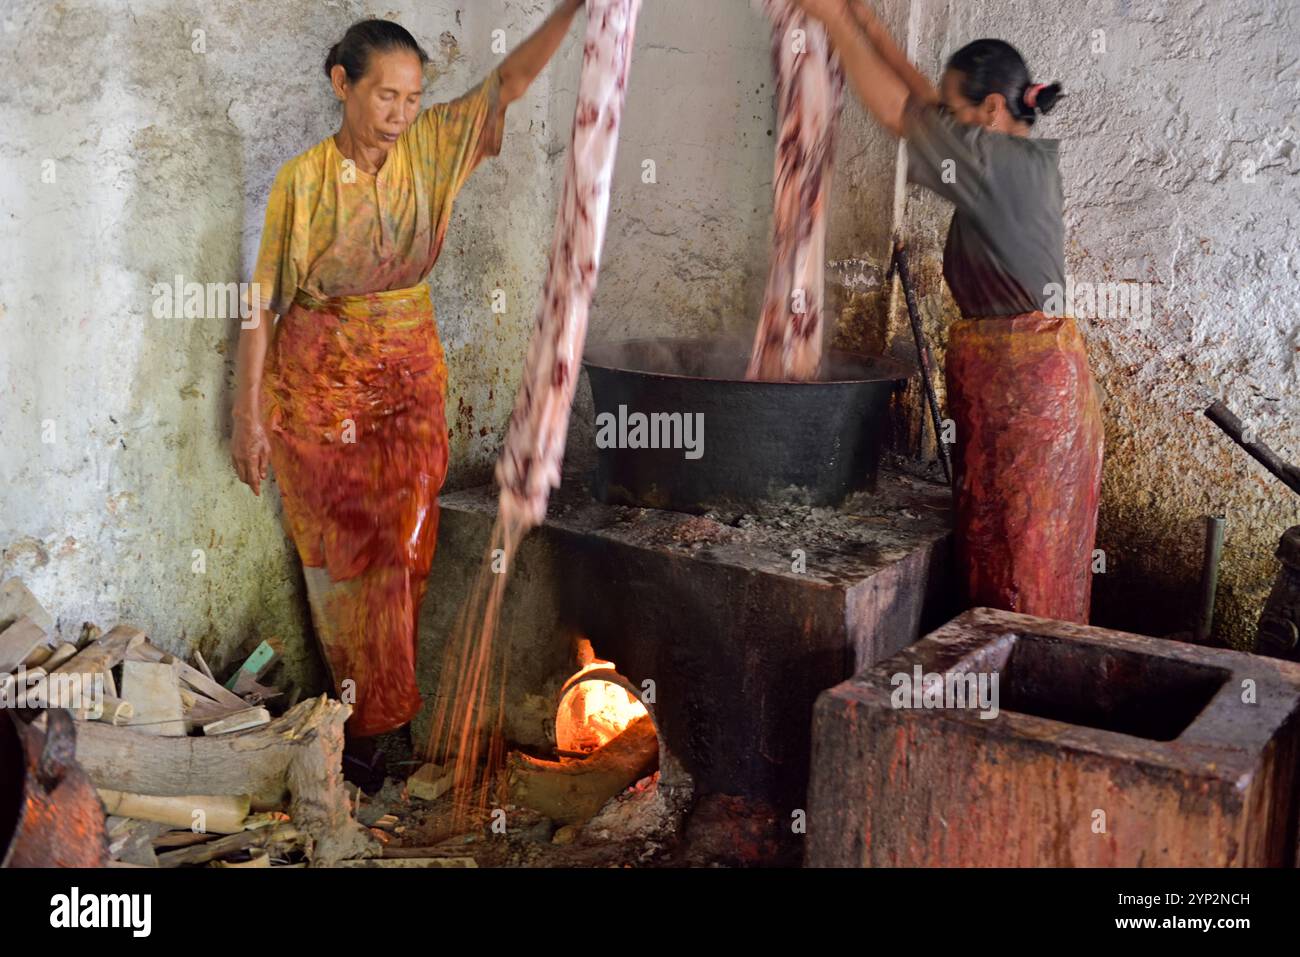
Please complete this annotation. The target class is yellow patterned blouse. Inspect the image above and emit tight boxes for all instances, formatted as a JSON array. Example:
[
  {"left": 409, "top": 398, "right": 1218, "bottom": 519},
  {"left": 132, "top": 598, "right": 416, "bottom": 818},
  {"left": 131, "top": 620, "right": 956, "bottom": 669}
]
[{"left": 252, "top": 68, "right": 505, "bottom": 317}]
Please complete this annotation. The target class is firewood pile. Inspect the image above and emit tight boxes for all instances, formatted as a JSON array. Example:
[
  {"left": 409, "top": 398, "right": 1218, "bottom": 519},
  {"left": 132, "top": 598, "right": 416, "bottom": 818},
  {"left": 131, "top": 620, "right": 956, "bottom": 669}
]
[{"left": 0, "top": 577, "right": 378, "bottom": 868}]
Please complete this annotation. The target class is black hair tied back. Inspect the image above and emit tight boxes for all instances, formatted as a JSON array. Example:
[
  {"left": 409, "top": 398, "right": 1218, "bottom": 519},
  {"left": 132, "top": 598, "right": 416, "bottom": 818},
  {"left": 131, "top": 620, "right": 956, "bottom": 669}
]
[
  {"left": 1022, "top": 81, "right": 1063, "bottom": 116},
  {"left": 946, "top": 38, "right": 1063, "bottom": 126},
  {"left": 324, "top": 18, "right": 429, "bottom": 83}
]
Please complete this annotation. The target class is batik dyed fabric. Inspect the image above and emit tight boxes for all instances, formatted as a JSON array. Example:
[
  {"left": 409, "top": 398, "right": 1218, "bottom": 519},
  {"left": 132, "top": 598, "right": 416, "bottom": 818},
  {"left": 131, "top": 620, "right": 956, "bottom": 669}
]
[
  {"left": 944, "top": 313, "right": 1104, "bottom": 623},
  {"left": 252, "top": 70, "right": 503, "bottom": 736}
]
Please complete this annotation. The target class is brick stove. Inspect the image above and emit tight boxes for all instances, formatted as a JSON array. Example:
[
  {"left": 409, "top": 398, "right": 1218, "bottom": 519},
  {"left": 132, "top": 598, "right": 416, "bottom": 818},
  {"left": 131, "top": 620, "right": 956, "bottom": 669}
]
[{"left": 413, "top": 464, "right": 954, "bottom": 814}]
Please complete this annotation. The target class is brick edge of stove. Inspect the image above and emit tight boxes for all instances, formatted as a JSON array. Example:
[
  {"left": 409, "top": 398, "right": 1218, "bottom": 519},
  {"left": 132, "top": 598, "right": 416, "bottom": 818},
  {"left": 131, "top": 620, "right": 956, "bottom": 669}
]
[{"left": 805, "top": 607, "right": 1300, "bottom": 867}]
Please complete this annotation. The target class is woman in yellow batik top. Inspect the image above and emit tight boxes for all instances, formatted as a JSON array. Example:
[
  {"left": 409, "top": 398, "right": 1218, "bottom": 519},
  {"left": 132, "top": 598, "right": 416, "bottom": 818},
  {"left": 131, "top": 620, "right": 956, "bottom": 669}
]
[{"left": 230, "top": 5, "right": 584, "bottom": 787}]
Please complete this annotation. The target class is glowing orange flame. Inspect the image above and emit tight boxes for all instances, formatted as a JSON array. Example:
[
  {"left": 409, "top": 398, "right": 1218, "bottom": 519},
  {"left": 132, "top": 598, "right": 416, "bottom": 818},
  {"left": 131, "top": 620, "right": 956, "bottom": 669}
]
[{"left": 555, "top": 641, "right": 648, "bottom": 753}]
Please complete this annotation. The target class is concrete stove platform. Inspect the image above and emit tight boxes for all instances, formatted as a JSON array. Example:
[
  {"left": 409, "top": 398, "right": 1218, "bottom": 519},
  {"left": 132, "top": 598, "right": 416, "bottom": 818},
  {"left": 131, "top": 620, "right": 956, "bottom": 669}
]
[
  {"left": 414, "top": 465, "right": 954, "bottom": 809},
  {"left": 806, "top": 607, "right": 1300, "bottom": 866}
]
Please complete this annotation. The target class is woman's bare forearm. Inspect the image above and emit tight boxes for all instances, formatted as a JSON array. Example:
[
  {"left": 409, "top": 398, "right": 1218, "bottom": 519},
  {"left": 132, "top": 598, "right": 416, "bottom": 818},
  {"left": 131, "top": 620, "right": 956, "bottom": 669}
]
[
  {"left": 498, "top": 0, "right": 584, "bottom": 104},
  {"left": 233, "top": 308, "right": 273, "bottom": 416},
  {"left": 819, "top": 5, "right": 908, "bottom": 136},
  {"left": 849, "top": 0, "right": 938, "bottom": 105}
]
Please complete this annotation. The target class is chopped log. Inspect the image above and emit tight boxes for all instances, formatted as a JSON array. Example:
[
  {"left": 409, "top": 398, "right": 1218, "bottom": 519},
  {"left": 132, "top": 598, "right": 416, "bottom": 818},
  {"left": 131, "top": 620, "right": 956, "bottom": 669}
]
[
  {"left": 79, "top": 622, "right": 102, "bottom": 647},
  {"left": 79, "top": 694, "right": 134, "bottom": 726},
  {"left": 23, "top": 644, "right": 53, "bottom": 669},
  {"left": 48, "top": 695, "right": 377, "bottom": 865},
  {"left": 507, "top": 714, "right": 659, "bottom": 825},
  {"left": 0, "top": 616, "right": 48, "bottom": 674},
  {"left": 156, "top": 823, "right": 302, "bottom": 868},
  {"left": 98, "top": 789, "right": 250, "bottom": 833},
  {"left": 42, "top": 642, "right": 79, "bottom": 671},
  {"left": 54, "top": 625, "right": 146, "bottom": 679},
  {"left": 202, "top": 707, "right": 271, "bottom": 735},
  {"left": 121, "top": 660, "right": 186, "bottom": 736},
  {"left": 0, "top": 578, "right": 54, "bottom": 633},
  {"left": 128, "top": 641, "right": 247, "bottom": 711}
]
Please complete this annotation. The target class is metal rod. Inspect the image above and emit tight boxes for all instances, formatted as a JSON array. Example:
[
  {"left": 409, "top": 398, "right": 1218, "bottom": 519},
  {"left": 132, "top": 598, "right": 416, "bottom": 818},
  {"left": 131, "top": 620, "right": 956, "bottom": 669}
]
[
  {"left": 891, "top": 240, "right": 952, "bottom": 485},
  {"left": 1194, "top": 515, "right": 1225, "bottom": 644},
  {"left": 1205, "top": 400, "right": 1300, "bottom": 498}
]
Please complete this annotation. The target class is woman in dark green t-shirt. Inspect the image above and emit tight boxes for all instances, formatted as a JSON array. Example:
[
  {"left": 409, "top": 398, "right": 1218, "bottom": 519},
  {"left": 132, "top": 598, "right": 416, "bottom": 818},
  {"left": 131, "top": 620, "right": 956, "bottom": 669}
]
[{"left": 795, "top": 0, "right": 1104, "bottom": 624}]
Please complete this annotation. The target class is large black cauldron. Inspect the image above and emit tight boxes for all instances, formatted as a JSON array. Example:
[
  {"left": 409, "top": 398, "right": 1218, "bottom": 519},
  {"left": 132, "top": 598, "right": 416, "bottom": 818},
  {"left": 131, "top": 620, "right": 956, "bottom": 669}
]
[{"left": 582, "top": 337, "right": 913, "bottom": 513}]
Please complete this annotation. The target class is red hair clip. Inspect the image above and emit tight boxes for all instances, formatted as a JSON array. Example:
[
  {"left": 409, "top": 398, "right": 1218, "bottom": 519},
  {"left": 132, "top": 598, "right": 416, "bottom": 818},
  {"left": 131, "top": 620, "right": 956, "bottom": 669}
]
[{"left": 1023, "top": 83, "right": 1048, "bottom": 109}]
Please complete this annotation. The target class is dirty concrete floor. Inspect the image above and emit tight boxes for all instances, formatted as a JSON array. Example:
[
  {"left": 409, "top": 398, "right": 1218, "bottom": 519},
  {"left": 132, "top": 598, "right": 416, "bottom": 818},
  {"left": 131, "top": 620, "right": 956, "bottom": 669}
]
[{"left": 358, "top": 728, "right": 802, "bottom": 868}]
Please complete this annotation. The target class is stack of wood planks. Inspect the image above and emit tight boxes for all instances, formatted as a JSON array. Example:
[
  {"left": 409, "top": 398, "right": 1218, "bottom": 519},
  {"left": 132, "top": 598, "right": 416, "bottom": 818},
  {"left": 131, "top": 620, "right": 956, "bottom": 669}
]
[{"left": 1, "top": 576, "right": 378, "bottom": 868}]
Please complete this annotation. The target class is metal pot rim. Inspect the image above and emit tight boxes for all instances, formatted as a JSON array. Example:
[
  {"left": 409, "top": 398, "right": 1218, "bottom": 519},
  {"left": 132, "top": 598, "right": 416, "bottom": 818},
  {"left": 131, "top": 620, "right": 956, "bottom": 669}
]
[{"left": 582, "top": 336, "right": 915, "bottom": 386}]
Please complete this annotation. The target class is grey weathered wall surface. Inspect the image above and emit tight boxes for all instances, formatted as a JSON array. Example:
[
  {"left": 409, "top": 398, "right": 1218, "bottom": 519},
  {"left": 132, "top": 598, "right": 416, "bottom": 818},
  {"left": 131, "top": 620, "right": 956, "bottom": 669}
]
[
  {"left": 2, "top": 0, "right": 1295, "bottom": 693},
  {"left": 889, "top": 0, "right": 1300, "bottom": 645}
]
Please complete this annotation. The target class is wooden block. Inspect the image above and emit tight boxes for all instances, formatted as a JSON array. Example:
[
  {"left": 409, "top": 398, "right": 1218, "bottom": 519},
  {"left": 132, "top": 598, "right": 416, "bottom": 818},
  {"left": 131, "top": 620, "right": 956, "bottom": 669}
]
[
  {"left": 202, "top": 707, "right": 271, "bottom": 736},
  {"left": 121, "top": 660, "right": 186, "bottom": 736},
  {"left": 407, "top": 763, "right": 454, "bottom": 802},
  {"left": 0, "top": 578, "right": 54, "bottom": 634},
  {"left": 128, "top": 642, "right": 248, "bottom": 711},
  {"left": 0, "top": 617, "right": 48, "bottom": 674}
]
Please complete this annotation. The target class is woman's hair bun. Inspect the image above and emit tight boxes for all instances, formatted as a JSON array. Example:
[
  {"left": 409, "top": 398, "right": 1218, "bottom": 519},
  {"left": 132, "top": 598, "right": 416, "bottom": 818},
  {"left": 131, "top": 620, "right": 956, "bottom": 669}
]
[
  {"left": 323, "top": 20, "right": 429, "bottom": 85},
  {"left": 1024, "top": 81, "right": 1063, "bottom": 115}
]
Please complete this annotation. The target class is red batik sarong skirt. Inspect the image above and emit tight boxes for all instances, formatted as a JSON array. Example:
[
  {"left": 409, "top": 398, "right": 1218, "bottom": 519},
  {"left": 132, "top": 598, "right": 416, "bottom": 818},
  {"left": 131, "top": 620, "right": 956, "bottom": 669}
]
[
  {"left": 944, "top": 312, "right": 1104, "bottom": 623},
  {"left": 262, "top": 284, "right": 448, "bottom": 736}
]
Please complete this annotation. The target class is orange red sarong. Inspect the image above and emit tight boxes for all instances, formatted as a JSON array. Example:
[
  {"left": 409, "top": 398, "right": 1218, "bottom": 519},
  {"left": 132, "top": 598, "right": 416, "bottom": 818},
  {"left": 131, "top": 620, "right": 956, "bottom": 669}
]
[
  {"left": 944, "top": 312, "right": 1104, "bottom": 623},
  {"left": 261, "top": 284, "right": 448, "bottom": 736}
]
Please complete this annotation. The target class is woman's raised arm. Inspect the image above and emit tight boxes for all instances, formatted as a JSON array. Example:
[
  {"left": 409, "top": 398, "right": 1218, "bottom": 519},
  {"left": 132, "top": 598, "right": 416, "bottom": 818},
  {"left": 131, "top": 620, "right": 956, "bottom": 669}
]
[
  {"left": 793, "top": 0, "right": 909, "bottom": 136},
  {"left": 498, "top": 0, "right": 585, "bottom": 105},
  {"left": 847, "top": 0, "right": 939, "bottom": 106}
]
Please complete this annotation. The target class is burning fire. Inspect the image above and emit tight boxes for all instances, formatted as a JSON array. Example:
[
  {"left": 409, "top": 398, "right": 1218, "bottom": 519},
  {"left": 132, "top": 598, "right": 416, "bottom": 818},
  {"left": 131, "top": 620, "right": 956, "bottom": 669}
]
[{"left": 555, "top": 639, "right": 649, "bottom": 753}]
